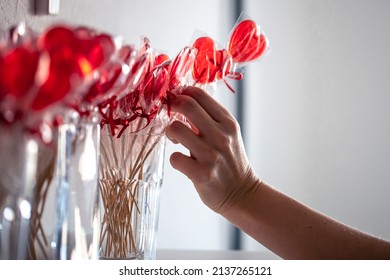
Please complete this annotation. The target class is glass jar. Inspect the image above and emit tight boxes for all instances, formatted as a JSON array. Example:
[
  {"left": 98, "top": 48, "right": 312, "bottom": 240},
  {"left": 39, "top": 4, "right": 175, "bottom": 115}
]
[{"left": 99, "top": 124, "right": 166, "bottom": 260}]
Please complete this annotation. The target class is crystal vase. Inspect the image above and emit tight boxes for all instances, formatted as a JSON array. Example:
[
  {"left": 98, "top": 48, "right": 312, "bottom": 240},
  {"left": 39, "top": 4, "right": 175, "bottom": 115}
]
[{"left": 99, "top": 124, "right": 166, "bottom": 260}]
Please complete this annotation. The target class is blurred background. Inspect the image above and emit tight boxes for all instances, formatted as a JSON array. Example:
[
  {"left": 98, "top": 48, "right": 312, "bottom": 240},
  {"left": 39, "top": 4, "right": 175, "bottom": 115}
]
[{"left": 1, "top": 0, "right": 390, "bottom": 257}]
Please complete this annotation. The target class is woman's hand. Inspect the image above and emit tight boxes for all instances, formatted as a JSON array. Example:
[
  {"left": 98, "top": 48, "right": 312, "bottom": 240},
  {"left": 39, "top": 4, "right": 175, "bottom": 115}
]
[{"left": 166, "top": 86, "right": 260, "bottom": 214}]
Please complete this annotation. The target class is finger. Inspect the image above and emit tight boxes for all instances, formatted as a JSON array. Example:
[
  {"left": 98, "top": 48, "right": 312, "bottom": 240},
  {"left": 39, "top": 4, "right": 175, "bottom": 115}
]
[
  {"left": 180, "top": 86, "right": 233, "bottom": 123},
  {"left": 166, "top": 134, "right": 179, "bottom": 144},
  {"left": 166, "top": 120, "right": 205, "bottom": 159},
  {"left": 169, "top": 95, "right": 217, "bottom": 137},
  {"left": 169, "top": 112, "right": 200, "bottom": 135},
  {"left": 170, "top": 151, "right": 202, "bottom": 181}
]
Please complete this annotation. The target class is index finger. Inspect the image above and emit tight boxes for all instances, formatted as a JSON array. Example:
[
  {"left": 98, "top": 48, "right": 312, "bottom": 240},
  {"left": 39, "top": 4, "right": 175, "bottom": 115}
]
[{"left": 180, "top": 86, "right": 233, "bottom": 123}]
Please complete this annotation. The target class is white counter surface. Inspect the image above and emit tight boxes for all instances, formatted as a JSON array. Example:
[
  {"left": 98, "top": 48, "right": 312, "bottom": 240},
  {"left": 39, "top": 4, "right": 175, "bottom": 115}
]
[{"left": 157, "top": 250, "right": 281, "bottom": 260}]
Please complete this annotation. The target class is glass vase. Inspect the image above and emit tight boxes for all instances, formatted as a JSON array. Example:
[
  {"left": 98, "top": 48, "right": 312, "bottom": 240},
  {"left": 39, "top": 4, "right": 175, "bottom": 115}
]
[
  {"left": 52, "top": 115, "right": 101, "bottom": 259},
  {"left": 27, "top": 133, "right": 57, "bottom": 259},
  {"left": 99, "top": 124, "right": 166, "bottom": 260},
  {"left": 0, "top": 124, "right": 39, "bottom": 260},
  {"left": 27, "top": 115, "right": 101, "bottom": 259}
]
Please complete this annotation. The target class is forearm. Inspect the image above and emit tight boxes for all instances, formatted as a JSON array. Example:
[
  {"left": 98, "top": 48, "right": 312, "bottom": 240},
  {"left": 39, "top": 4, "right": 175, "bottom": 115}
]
[{"left": 223, "top": 179, "right": 390, "bottom": 259}]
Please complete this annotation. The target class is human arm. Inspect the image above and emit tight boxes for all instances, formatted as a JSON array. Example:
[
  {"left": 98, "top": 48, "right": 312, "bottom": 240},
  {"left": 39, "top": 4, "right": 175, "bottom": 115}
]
[
  {"left": 224, "top": 179, "right": 390, "bottom": 259},
  {"left": 166, "top": 86, "right": 390, "bottom": 259}
]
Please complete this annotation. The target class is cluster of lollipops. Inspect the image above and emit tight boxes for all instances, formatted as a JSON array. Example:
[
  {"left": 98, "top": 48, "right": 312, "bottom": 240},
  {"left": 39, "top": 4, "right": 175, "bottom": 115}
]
[{"left": 0, "top": 16, "right": 269, "bottom": 141}]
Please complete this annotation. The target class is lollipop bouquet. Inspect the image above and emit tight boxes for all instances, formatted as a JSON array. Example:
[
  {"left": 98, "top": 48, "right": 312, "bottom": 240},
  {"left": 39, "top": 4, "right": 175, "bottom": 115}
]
[{"left": 0, "top": 14, "right": 269, "bottom": 259}]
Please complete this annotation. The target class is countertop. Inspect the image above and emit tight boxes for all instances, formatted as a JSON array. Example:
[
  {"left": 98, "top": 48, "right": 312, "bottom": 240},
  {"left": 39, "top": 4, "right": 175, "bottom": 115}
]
[{"left": 156, "top": 249, "right": 281, "bottom": 260}]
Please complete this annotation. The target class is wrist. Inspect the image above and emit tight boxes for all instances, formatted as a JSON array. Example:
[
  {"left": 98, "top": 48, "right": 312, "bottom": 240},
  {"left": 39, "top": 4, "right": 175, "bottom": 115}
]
[{"left": 215, "top": 167, "right": 262, "bottom": 216}]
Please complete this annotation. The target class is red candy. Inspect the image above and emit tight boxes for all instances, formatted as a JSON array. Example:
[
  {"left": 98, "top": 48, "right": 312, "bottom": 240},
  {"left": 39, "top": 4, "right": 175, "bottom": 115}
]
[
  {"left": 83, "top": 61, "right": 123, "bottom": 105},
  {"left": 0, "top": 47, "right": 39, "bottom": 98},
  {"left": 192, "top": 19, "right": 268, "bottom": 91},
  {"left": 141, "top": 66, "right": 169, "bottom": 112},
  {"left": 31, "top": 63, "right": 72, "bottom": 111},
  {"left": 168, "top": 47, "right": 196, "bottom": 93},
  {"left": 155, "top": 53, "right": 170, "bottom": 67},
  {"left": 228, "top": 19, "right": 268, "bottom": 63},
  {"left": 192, "top": 37, "right": 229, "bottom": 84},
  {"left": 30, "top": 25, "right": 117, "bottom": 110},
  {"left": 40, "top": 26, "right": 115, "bottom": 77}
]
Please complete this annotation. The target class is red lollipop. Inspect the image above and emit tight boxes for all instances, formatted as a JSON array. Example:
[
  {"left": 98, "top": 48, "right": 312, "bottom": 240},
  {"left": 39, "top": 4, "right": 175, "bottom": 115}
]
[
  {"left": 155, "top": 53, "right": 170, "bottom": 67},
  {"left": 192, "top": 37, "right": 229, "bottom": 84},
  {"left": 0, "top": 54, "right": 3, "bottom": 100},
  {"left": 168, "top": 46, "right": 196, "bottom": 93},
  {"left": 0, "top": 47, "right": 39, "bottom": 99},
  {"left": 83, "top": 61, "right": 123, "bottom": 105},
  {"left": 75, "top": 26, "right": 115, "bottom": 75},
  {"left": 31, "top": 52, "right": 73, "bottom": 111},
  {"left": 31, "top": 25, "right": 116, "bottom": 111},
  {"left": 192, "top": 18, "right": 268, "bottom": 91},
  {"left": 31, "top": 26, "right": 80, "bottom": 111},
  {"left": 228, "top": 19, "right": 268, "bottom": 63},
  {"left": 141, "top": 66, "right": 169, "bottom": 113}
]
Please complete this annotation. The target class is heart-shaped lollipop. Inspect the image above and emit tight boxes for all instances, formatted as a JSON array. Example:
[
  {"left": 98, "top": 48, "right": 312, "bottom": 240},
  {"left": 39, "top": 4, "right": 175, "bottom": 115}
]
[
  {"left": 41, "top": 26, "right": 115, "bottom": 77},
  {"left": 192, "top": 37, "right": 230, "bottom": 84},
  {"left": 31, "top": 25, "right": 116, "bottom": 110},
  {"left": 192, "top": 19, "right": 268, "bottom": 91},
  {"left": 0, "top": 47, "right": 39, "bottom": 98},
  {"left": 168, "top": 46, "right": 196, "bottom": 92},
  {"left": 228, "top": 19, "right": 268, "bottom": 63},
  {"left": 31, "top": 52, "right": 73, "bottom": 111},
  {"left": 75, "top": 27, "right": 115, "bottom": 75}
]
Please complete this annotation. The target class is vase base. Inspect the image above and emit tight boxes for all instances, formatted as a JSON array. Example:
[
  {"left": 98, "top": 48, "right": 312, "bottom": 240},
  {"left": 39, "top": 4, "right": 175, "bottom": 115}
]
[{"left": 99, "top": 254, "right": 143, "bottom": 260}]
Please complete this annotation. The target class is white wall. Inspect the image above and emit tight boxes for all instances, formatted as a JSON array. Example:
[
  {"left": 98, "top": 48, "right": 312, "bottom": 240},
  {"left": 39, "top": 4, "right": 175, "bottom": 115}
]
[
  {"left": 243, "top": 0, "right": 390, "bottom": 250},
  {"left": 0, "top": 0, "right": 237, "bottom": 251}
]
